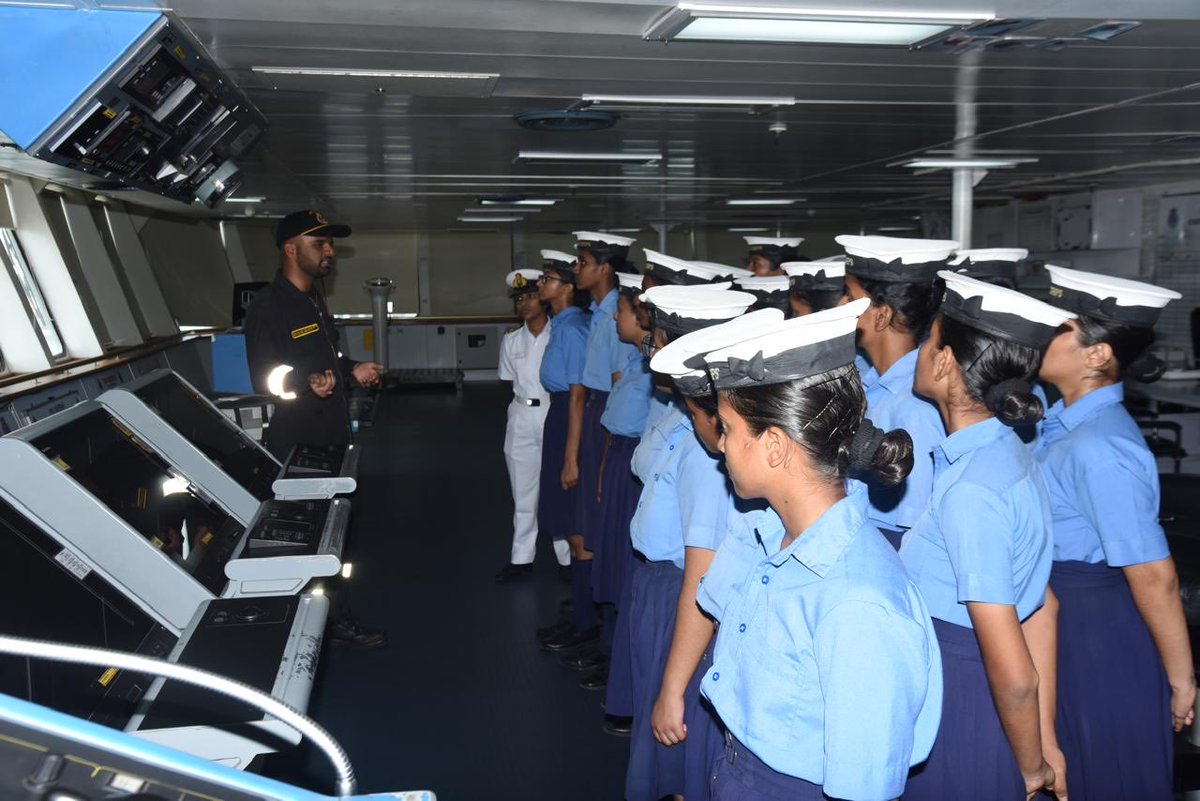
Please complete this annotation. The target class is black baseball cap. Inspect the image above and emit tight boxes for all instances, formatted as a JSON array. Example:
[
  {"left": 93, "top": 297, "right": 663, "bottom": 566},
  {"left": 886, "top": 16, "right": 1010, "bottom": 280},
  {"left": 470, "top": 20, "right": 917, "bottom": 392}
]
[{"left": 275, "top": 210, "right": 352, "bottom": 247}]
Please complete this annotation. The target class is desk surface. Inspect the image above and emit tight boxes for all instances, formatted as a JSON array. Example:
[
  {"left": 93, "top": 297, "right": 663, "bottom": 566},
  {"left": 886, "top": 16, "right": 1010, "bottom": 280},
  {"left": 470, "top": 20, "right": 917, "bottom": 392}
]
[{"left": 1128, "top": 380, "right": 1200, "bottom": 410}]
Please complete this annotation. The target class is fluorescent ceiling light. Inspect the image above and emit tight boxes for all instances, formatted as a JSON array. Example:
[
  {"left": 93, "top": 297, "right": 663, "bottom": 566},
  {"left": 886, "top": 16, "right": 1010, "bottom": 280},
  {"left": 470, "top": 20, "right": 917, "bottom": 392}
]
[
  {"left": 459, "top": 216, "right": 521, "bottom": 223},
  {"left": 899, "top": 158, "right": 1036, "bottom": 169},
  {"left": 646, "top": 4, "right": 988, "bottom": 46},
  {"left": 517, "top": 150, "right": 663, "bottom": 164},
  {"left": 251, "top": 67, "right": 499, "bottom": 80},
  {"left": 607, "top": 228, "right": 642, "bottom": 233},
  {"left": 726, "top": 198, "right": 801, "bottom": 206},
  {"left": 463, "top": 207, "right": 539, "bottom": 214},
  {"left": 480, "top": 198, "right": 557, "bottom": 206},
  {"left": 225, "top": 196, "right": 265, "bottom": 203},
  {"left": 876, "top": 225, "right": 919, "bottom": 232},
  {"left": 729, "top": 227, "right": 771, "bottom": 232},
  {"left": 582, "top": 93, "right": 794, "bottom": 107}
]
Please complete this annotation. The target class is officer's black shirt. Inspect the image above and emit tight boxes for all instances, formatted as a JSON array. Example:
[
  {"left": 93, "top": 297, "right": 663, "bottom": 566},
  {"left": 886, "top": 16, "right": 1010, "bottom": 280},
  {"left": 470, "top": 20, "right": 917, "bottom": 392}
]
[{"left": 244, "top": 271, "right": 355, "bottom": 459}]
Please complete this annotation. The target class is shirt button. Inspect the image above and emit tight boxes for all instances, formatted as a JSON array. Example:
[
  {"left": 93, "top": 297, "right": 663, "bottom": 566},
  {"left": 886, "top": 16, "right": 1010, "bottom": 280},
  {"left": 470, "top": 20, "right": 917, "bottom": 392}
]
[
  {"left": 738, "top": 624, "right": 746, "bottom": 633},
  {"left": 654, "top": 473, "right": 659, "bottom": 480},
  {"left": 761, "top": 575, "right": 769, "bottom": 585},
  {"left": 712, "top": 672, "right": 719, "bottom": 681},
  {"left": 669, "top": 445, "right": 674, "bottom": 451}
]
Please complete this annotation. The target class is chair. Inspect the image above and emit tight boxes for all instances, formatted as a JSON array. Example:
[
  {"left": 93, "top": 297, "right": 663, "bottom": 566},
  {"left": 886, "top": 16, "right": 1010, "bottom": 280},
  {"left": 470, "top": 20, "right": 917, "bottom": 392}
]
[{"left": 1138, "top": 419, "right": 1186, "bottom": 474}]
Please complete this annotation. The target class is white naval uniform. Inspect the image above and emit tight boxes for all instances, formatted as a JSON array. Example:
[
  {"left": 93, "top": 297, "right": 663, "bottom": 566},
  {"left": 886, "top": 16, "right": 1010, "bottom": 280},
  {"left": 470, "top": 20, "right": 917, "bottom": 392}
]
[{"left": 498, "top": 322, "right": 560, "bottom": 565}]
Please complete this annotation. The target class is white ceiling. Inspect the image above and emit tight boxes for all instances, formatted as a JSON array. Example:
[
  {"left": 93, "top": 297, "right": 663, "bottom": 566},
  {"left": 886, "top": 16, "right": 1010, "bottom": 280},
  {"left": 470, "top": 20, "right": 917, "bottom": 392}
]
[{"left": 7, "top": 0, "right": 1200, "bottom": 235}]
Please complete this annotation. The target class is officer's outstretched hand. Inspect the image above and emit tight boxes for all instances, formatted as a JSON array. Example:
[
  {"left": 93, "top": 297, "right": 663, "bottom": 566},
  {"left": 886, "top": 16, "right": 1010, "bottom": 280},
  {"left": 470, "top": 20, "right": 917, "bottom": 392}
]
[
  {"left": 308, "top": 369, "right": 337, "bottom": 398},
  {"left": 353, "top": 361, "right": 385, "bottom": 387}
]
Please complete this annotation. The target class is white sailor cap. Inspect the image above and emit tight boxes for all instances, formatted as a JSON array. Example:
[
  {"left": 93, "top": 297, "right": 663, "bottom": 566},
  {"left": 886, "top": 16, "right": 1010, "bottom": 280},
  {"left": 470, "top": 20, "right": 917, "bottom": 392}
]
[
  {"left": 837, "top": 235, "right": 959, "bottom": 283},
  {"left": 616, "top": 271, "right": 645, "bottom": 296},
  {"left": 643, "top": 249, "right": 722, "bottom": 286},
  {"left": 650, "top": 308, "right": 785, "bottom": 396},
  {"left": 1045, "top": 265, "right": 1181, "bottom": 327},
  {"left": 782, "top": 260, "right": 846, "bottom": 292},
  {"left": 693, "top": 260, "right": 754, "bottom": 280},
  {"left": 734, "top": 275, "right": 792, "bottom": 309},
  {"left": 541, "top": 249, "right": 577, "bottom": 281},
  {"left": 938, "top": 271, "right": 1075, "bottom": 348},
  {"left": 506, "top": 268, "right": 543, "bottom": 296},
  {"left": 703, "top": 299, "right": 870, "bottom": 390},
  {"left": 574, "top": 230, "right": 636, "bottom": 260},
  {"left": 950, "top": 248, "right": 1028, "bottom": 281},
  {"left": 745, "top": 236, "right": 804, "bottom": 262},
  {"left": 639, "top": 284, "right": 757, "bottom": 336}
]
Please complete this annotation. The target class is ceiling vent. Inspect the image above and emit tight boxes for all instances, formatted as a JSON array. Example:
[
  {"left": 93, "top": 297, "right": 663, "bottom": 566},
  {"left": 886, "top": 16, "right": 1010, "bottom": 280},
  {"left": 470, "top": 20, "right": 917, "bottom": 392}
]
[{"left": 513, "top": 110, "right": 618, "bottom": 133}]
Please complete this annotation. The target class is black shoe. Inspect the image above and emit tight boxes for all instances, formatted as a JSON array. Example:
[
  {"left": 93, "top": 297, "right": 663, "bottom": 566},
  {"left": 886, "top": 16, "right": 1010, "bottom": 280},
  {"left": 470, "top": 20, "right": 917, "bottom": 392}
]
[
  {"left": 541, "top": 624, "right": 599, "bottom": 652},
  {"left": 494, "top": 562, "right": 533, "bottom": 583},
  {"left": 602, "top": 715, "right": 633, "bottom": 737},
  {"left": 559, "top": 565, "right": 573, "bottom": 584},
  {"left": 536, "top": 619, "right": 572, "bottom": 643},
  {"left": 328, "top": 619, "right": 387, "bottom": 650},
  {"left": 561, "top": 647, "right": 608, "bottom": 671},
  {"left": 579, "top": 667, "right": 608, "bottom": 691}
]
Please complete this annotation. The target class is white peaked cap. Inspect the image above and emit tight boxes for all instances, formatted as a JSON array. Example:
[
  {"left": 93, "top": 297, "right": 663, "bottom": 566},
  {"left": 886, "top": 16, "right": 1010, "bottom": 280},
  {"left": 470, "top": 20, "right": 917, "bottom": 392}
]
[
  {"left": 744, "top": 236, "right": 804, "bottom": 248},
  {"left": 836, "top": 234, "right": 959, "bottom": 265},
  {"left": 639, "top": 284, "right": 756, "bottom": 320},
  {"left": 574, "top": 230, "right": 637, "bottom": 247},
  {"left": 734, "top": 276, "right": 791, "bottom": 292},
  {"left": 938, "top": 270, "right": 1074, "bottom": 347},
  {"left": 693, "top": 260, "right": 754, "bottom": 278},
  {"left": 1046, "top": 265, "right": 1180, "bottom": 309},
  {"left": 541, "top": 249, "right": 576, "bottom": 264},
  {"left": 616, "top": 272, "right": 644, "bottom": 291},
  {"left": 950, "top": 248, "right": 1028, "bottom": 266},
  {"left": 783, "top": 260, "right": 846, "bottom": 279},
  {"left": 505, "top": 269, "right": 542, "bottom": 290},
  {"left": 706, "top": 298, "right": 869, "bottom": 364},
  {"left": 651, "top": 308, "right": 785, "bottom": 378}
]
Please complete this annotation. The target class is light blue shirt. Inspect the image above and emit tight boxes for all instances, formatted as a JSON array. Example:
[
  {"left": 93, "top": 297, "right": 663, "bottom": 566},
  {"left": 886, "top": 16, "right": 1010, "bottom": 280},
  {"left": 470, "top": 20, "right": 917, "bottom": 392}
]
[
  {"left": 581, "top": 289, "right": 620, "bottom": 392},
  {"left": 863, "top": 348, "right": 945, "bottom": 532},
  {"left": 600, "top": 344, "right": 652, "bottom": 437},
  {"left": 538, "top": 306, "right": 589, "bottom": 393},
  {"left": 643, "top": 390, "right": 675, "bottom": 437},
  {"left": 1034, "top": 383, "right": 1168, "bottom": 567},
  {"left": 630, "top": 407, "right": 735, "bottom": 567},
  {"left": 900, "top": 417, "right": 1053, "bottom": 628},
  {"left": 855, "top": 350, "right": 878, "bottom": 390},
  {"left": 698, "top": 483, "right": 942, "bottom": 799}
]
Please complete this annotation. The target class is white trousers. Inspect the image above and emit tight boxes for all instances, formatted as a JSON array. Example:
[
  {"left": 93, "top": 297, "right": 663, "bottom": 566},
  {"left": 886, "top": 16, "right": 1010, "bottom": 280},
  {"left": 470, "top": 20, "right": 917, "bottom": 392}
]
[{"left": 504, "top": 401, "right": 569, "bottom": 565}]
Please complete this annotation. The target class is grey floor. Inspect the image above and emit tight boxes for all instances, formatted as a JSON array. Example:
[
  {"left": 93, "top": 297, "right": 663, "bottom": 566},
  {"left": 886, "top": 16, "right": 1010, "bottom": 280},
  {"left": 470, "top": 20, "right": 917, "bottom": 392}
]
[{"left": 268, "top": 383, "right": 628, "bottom": 800}]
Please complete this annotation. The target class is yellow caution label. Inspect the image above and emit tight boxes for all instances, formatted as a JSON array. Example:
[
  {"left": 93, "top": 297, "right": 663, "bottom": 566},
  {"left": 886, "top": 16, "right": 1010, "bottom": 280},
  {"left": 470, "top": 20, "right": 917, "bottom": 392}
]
[
  {"left": 363, "top": 328, "right": 373, "bottom": 350},
  {"left": 51, "top": 456, "right": 70, "bottom": 472},
  {"left": 291, "top": 323, "right": 320, "bottom": 340},
  {"left": 201, "top": 532, "right": 213, "bottom": 545},
  {"left": 150, "top": 536, "right": 164, "bottom": 550},
  {"left": 1049, "top": 286, "right": 1063, "bottom": 298},
  {"left": 97, "top": 667, "right": 118, "bottom": 687},
  {"left": 173, "top": 45, "right": 187, "bottom": 61},
  {"left": 102, "top": 107, "right": 116, "bottom": 119}
]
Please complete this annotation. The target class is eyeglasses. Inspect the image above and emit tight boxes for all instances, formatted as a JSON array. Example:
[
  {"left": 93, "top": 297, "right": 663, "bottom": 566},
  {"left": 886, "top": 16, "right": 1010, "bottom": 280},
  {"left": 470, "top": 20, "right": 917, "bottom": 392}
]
[{"left": 537, "top": 274, "right": 567, "bottom": 285}]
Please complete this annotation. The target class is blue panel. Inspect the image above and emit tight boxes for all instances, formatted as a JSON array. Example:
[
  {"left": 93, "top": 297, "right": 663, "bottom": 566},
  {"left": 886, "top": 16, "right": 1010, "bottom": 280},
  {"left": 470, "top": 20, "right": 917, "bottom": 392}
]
[
  {"left": 0, "top": 7, "right": 160, "bottom": 148},
  {"left": 212, "top": 333, "right": 254, "bottom": 394}
]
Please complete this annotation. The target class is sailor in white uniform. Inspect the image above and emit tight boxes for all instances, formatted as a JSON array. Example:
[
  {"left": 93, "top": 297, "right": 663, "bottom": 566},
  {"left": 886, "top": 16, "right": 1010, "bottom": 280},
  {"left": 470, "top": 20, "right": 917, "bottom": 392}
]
[{"left": 496, "top": 268, "right": 555, "bottom": 582}]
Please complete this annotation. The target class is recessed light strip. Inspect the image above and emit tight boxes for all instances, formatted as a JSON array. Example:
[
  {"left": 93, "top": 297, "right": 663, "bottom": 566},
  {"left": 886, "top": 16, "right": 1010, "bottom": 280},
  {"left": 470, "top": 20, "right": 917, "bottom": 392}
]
[
  {"left": 517, "top": 150, "right": 663, "bottom": 162},
  {"left": 726, "top": 198, "right": 803, "bottom": 206},
  {"left": 582, "top": 93, "right": 795, "bottom": 107},
  {"left": 676, "top": 3, "right": 989, "bottom": 22},
  {"left": 251, "top": 67, "right": 500, "bottom": 80},
  {"left": 459, "top": 216, "right": 522, "bottom": 223}
]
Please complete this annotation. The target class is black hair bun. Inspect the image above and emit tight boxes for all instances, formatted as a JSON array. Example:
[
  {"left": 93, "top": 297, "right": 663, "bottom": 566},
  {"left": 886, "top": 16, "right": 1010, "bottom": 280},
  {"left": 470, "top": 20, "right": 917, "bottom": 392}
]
[
  {"left": 1127, "top": 351, "right": 1167, "bottom": 384},
  {"left": 984, "top": 378, "right": 1044, "bottom": 427},
  {"left": 871, "top": 428, "right": 914, "bottom": 487}
]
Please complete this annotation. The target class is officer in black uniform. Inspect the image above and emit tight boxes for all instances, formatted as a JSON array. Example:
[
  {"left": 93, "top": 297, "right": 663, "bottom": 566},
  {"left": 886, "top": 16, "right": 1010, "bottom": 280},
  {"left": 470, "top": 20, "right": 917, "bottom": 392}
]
[{"left": 244, "top": 209, "right": 386, "bottom": 649}]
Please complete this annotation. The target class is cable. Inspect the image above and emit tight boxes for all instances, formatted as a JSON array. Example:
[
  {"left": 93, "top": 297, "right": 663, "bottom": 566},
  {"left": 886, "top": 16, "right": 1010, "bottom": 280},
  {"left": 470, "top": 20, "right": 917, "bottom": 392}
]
[{"left": 0, "top": 633, "right": 357, "bottom": 796}]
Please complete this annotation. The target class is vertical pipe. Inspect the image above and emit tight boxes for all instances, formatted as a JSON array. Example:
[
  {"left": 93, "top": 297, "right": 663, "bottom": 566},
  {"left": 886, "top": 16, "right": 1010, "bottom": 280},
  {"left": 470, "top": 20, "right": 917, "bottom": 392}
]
[
  {"left": 364, "top": 278, "right": 393, "bottom": 369},
  {"left": 952, "top": 50, "right": 982, "bottom": 248}
]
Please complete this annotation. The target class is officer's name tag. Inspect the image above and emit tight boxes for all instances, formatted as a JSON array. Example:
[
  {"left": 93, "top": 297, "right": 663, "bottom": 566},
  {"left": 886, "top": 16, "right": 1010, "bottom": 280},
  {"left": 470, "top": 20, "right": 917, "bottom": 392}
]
[{"left": 291, "top": 323, "right": 320, "bottom": 339}]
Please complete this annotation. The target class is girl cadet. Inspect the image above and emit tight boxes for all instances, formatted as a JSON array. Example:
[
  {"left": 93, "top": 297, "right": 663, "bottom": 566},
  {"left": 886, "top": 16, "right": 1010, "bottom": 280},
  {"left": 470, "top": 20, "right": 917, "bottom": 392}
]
[
  {"left": 696, "top": 300, "right": 942, "bottom": 801},
  {"left": 571, "top": 272, "right": 654, "bottom": 696},
  {"left": 733, "top": 275, "right": 791, "bottom": 313},
  {"left": 949, "top": 247, "right": 1028, "bottom": 288},
  {"left": 1037, "top": 265, "right": 1194, "bottom": 800},
  {"left": 837, "top": 234, "right": 957, "bottom": 544},
  {"left": 621, "top": 283, "right": 759, "bottom": 801},
  {"left": 781, "top": 259, "right": 848, "bottom": 318},
  {"left": 542, "top": 231, "right": 637, "bottom": 653},
  {"left": 743, "top": 236, "right": 802, "bottom": 276},
  {"left": 648, "top": 307, "right": 784, "bottom": 801},
  {"left": 899, "top": 271, "right": 1073, "bottom": 801},
  {"left": 495, "top": 268, "right": 553, "bottom": 583},
  {"left": 532, "top": 251, "right": 588, "bottom": 613}
]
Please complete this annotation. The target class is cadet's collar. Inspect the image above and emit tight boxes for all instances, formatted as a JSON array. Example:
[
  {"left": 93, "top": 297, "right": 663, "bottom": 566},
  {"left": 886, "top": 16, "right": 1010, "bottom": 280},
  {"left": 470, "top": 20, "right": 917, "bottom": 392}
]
[
  {"left": 1057, "top": 382, "right": 1124, "bottom": 431},
  {"left": 590, "top": 287, "right": 619, "bottom": 314},
  {"left": 936, "top": 416, "right": 1005, "bottom": 465},
  {"left": 761, "top": 483, "right": 868, "bottom": 575},
  {"left": 875, "top": 348, "right": 920, "bottom": 394}
]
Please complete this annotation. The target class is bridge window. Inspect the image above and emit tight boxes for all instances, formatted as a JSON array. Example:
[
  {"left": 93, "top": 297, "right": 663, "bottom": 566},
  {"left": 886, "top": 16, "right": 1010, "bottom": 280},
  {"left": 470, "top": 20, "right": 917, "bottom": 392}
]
[{"left": 0, "top": 228, "right": 65, "bottom": 360}]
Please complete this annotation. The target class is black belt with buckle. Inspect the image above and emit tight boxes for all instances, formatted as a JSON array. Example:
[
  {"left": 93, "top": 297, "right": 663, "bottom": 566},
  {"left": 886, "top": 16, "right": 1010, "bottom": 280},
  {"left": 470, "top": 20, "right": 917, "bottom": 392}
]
[{"left": 515, "top": 397, "right": 541, "bottom": 407}]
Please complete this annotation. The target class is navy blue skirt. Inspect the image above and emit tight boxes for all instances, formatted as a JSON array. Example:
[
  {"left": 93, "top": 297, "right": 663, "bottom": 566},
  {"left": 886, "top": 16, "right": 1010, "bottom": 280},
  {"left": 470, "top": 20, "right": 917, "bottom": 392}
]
[
  {"left": 576, "top": 389, "right": 609, "bottom": 548},
  {"left": 626, "top": 559, "right": 686, "bottom": 801},
  {"left": 1050, "top": 560, "right": 1173, "bottom": 801},
  {"left": 684, "top": 646, "right": 723, "bottom": 801},
  {"left": 593, "top": 434, "right": 641, "bottom": 605},
  {"left": 537, "top": 391, "right": 577, "bottom": 540},
  {"left": 605, "top": 566, "right": 636, "bottom": 717},
  {"left": 902, "top": 619, "right": 1022, "bottom": 801},
  {"left": 711, "top": 734, "right": 824, "bottom": 801}
]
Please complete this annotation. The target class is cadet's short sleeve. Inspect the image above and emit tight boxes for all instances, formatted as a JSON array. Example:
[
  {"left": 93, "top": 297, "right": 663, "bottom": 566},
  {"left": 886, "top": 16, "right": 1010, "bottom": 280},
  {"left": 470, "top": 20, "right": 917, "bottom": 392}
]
[
  {"left": 498, "top": 335, "right": 515, "bottom": 381},
  {"left": 563, "top": 325, "right": 588, "bottom": 386},
  {"left": 938, "top": 482, "right": 1016, "bottom": 606},
  {"left": 1075, "top": 440, "right": 1169, "bottom": 567},
  {"left": 678, "top": 443, "right": 731, "bottom": 552},
  {"left": 816, "top": 601, "right": 930, "bottom": 801}
]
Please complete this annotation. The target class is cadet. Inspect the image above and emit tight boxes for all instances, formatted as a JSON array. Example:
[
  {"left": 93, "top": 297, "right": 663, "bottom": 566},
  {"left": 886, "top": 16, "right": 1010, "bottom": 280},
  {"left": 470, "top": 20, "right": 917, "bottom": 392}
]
[
  {"left": 743, "top": 236, "right": 802, "bottom": 276},
  {"left": 733, "top": 275, "right": 791, "bottom": 313},
  {"left": 495, "top": 268, "right": 552, "bottom": 582},
  {"left": 838, "top": 234, "right": 956, "bottom": 544},
  {"left": 696, "top": 301, "right": 942, "bottom": 801},
  {"left": 1036, "top": 265, "right": 1194, "bottom": 800},
  {"left": 781, "top": 259, "right": 848, "bottom": 317},
  {"left": 900, "top": 272, "right": 1072, "bottom": 800}
]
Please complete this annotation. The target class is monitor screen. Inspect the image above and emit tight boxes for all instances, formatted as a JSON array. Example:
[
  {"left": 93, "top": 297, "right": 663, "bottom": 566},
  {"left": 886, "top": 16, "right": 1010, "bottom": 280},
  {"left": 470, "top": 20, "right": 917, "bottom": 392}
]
[
  {"left": 0, "top": 496, "right": 177, "bottom": 729},
  {"left": 133, "top": 374, "right": 277, "bottom": 502},
  {"left": 30, "top": 409, "right": 243, "bottom": 595}
]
